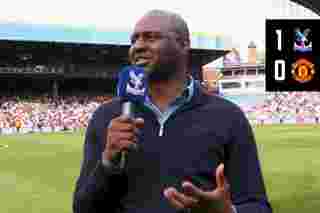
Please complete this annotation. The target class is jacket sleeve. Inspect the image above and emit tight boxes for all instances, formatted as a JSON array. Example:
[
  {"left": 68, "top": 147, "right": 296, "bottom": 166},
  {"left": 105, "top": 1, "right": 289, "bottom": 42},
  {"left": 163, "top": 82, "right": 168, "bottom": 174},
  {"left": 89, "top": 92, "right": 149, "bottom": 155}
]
[
  {"left": 72, "top": 107, "right": 127, "bottom": 213},
  {"left": 225, "top": 107, "right": 273, "bottom": 213}
]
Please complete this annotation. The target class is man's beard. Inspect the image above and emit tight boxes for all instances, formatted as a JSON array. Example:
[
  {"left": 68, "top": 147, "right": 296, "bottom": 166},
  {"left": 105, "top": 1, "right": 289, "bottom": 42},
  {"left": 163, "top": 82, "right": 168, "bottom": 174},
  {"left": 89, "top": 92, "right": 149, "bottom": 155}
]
[{"left": 146, "top": 62, "right": 179, "bottom": 82}]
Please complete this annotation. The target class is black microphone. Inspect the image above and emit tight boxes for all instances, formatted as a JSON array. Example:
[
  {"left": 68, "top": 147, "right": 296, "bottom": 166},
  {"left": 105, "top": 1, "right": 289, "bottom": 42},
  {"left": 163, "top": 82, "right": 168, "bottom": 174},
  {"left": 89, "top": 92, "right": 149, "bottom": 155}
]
[{"left": 116, "top": 65, "right": 148, "bottom": 169}]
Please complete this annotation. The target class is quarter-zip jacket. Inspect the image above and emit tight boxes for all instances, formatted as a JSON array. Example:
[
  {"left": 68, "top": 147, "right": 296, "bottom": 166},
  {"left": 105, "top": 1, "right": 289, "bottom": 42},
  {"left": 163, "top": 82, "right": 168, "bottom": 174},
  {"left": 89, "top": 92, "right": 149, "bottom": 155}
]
[{"left": 73, "top": 83, "right": 272, "bottom": 213}]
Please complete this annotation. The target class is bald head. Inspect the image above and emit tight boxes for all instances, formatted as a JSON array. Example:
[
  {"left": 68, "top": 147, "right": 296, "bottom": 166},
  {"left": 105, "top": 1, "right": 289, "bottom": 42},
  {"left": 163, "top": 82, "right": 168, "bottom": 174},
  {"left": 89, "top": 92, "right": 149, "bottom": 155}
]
[
  {"left": 129, "top": 9, "right": 190, "bottom": 81},
  {"left": 137, "top": 9, "right": 190, "bottom": 44}
]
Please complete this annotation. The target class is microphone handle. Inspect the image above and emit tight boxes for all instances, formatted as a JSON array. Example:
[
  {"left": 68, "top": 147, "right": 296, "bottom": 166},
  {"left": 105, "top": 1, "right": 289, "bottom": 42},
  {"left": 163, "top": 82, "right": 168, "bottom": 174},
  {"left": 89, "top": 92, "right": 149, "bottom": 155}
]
[
  {"left": 122, "top": 101, "right": 134, "bottom": 118},
  {"left": 120, "top": 101, "right": 134, "bottom": 169}
]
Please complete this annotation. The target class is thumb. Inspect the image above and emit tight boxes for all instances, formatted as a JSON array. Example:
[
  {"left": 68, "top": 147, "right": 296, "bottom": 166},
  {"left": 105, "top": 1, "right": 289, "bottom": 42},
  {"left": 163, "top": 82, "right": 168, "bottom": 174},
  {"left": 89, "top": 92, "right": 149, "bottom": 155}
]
[
  {"left": 215, "top": 163, "right": 226, "bottom": 189},
  {"left": 134, "top": 117, "right": 144, "bottom": 128}
]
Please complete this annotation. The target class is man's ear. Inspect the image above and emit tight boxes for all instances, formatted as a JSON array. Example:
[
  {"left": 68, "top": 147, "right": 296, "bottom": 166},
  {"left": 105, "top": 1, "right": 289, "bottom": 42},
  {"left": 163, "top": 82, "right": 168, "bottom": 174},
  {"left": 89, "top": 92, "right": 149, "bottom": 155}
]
[{"left": 181, "top": 38, "right": 190, "bottom": 52}]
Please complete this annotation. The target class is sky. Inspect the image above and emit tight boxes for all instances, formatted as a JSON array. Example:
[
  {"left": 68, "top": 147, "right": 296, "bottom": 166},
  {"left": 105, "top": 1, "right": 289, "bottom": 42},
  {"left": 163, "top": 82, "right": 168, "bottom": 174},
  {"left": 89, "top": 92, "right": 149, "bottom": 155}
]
[{"left": 0, "top": 0, "right": 319, "bottom": 58}]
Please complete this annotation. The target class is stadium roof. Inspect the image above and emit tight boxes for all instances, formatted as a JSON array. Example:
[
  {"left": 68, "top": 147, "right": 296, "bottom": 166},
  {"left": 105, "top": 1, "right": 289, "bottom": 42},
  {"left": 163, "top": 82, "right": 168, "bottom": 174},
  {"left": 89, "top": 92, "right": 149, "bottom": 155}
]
[
  {"left": 0, "top": 22, "right": 229, "bottom": 69},
  {"left": 0, "top": 22, "right": 228, "bottom": 50},
  {"left": 290, "top": 0, "right": 320, "bottom": 15},
  {"left": 0, "top": 40, "right": 226, "bottom": 66}
]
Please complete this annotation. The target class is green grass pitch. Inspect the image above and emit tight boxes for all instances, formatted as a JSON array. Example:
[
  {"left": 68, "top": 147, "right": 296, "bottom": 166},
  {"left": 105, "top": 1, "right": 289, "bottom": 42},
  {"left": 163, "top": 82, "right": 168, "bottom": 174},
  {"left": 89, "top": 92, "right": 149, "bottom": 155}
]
[{"left": 0, "top": 125, "right": 319, "bottom": 213}]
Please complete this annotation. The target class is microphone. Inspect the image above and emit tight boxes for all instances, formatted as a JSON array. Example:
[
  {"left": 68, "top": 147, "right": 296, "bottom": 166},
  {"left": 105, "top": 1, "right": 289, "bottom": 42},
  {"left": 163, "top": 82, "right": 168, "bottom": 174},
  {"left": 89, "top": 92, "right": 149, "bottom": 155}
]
[{"left": 116, "top": 65, "right": 148, "bottom": 169}]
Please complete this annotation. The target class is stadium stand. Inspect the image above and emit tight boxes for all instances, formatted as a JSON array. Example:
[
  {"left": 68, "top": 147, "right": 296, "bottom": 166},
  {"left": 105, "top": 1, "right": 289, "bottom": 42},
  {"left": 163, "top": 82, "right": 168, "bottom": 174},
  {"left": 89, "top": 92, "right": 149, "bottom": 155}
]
[
  {"left": 1, "top": 91, "right": 320, "bottom": 135},
  {"left": 228, "top": 92, "right": 320, "bottom": 125},
  {"left": 0, "top": 36, "right": 226, "bottom": 134},
  {"left": 0, "top": 95, "right": 112, "bottom": 134}
]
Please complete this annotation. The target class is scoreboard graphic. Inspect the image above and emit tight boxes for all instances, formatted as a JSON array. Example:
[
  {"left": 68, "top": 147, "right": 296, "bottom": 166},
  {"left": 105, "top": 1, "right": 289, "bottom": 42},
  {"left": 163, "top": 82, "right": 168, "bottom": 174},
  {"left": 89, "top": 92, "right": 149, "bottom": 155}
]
[{"left": 266, "top": 19, "right": 319, "bottom": 91}]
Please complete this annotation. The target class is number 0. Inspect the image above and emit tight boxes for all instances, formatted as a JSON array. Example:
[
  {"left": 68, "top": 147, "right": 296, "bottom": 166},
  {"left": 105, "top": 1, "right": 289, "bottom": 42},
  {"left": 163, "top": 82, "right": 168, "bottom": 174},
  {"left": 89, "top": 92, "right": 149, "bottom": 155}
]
[{"left": 275, "top": 60, "right": 285, "bottom": 81}]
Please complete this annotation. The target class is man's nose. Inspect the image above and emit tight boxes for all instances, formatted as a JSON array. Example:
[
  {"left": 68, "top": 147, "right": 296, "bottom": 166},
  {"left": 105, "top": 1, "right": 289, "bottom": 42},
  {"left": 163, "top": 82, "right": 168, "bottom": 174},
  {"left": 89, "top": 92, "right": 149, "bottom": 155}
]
[{"left": 132, "top": 37, "right": 147, "bottom": 51}]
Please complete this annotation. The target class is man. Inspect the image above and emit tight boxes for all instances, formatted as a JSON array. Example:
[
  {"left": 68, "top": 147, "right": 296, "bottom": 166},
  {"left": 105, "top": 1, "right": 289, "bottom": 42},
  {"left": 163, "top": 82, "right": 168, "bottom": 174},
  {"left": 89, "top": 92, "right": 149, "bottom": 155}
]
[{"left": 73, "top": 10, "right": 272, "bottom": 213}]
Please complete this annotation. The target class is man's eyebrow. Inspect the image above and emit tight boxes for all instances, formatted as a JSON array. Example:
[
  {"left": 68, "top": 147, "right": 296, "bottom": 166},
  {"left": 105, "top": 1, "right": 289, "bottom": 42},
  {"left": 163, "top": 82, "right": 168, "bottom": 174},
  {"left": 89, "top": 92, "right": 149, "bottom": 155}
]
[
  {"left": 130, "top": 31, "right": 162, "bottom": 40},
  {"left": 132, "top": 30, "right": 163, "bottom": 35}
]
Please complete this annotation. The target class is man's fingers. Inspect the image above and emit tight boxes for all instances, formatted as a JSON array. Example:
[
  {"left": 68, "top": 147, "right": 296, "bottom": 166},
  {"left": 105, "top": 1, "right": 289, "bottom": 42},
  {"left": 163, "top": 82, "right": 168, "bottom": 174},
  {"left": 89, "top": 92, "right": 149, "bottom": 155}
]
[
  {"left": 119, "top": 140, "right": 137, "bottom": 151},
  {"left": 182, "top": 179, "right": 228, "bottom": 212},
  {"left": 173, "top": 187, "right": 199, "bottom": 205},
  {"left": 215, "top": 163, "right": 226, "bottom": 189},
  {"left": 182, "top": 181, "right": 208, "bottom": 200},
  {"left": 133, "top": 118, "right": 144, "bottom": 135},
  {"left": 117, "top": 115, "right": 134, "bottom": 122},
  {"left": 108, "top": 123, "right": 134, "bottom": 132},
  {"left": 111, "top": 131, "right": 137, "bottom": 141},
  {"left": 164, "top": 187, "right": 199, "bottom": 210},
  {"left": 108, "top": 116, "right": 144, "bottom": 131},
  {"left": 164, "top": 188, "right": 185, "bottom": 209},
  {"left": 104, "top": 116, "right": 141, "bottom": 161}
]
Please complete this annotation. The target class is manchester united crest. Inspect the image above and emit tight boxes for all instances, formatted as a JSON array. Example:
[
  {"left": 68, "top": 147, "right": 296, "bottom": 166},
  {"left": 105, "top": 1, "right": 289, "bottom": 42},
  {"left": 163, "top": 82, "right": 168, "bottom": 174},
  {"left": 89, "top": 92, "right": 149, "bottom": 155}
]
[{"left": 291, "top": 58, "right": 315, "bottom": 83}]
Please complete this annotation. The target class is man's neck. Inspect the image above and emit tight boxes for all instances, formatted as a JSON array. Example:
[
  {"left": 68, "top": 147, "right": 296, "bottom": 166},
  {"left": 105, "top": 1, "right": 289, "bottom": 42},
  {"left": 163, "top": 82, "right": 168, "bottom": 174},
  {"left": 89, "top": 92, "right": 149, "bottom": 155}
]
[{"left": 148, "top": 72, "right": 188, "bottom": 112}]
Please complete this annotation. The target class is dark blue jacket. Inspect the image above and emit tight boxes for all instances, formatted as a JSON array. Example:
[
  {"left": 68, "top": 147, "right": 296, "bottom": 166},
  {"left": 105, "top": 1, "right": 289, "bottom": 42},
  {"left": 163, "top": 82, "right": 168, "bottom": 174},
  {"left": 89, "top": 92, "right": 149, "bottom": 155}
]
[{"left": 73, "top": 84, "right": 272, "bottom": 213}]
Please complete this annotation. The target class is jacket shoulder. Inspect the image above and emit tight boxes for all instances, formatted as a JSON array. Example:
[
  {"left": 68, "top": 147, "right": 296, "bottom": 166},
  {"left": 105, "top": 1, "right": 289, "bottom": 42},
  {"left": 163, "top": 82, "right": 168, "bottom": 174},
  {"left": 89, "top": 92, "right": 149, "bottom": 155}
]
[
  {"left": 88, "top": 97, "right": 121, "bottom": 127},
  {"left": 201, "top": 90, "right": 244, "bottom": 114}
]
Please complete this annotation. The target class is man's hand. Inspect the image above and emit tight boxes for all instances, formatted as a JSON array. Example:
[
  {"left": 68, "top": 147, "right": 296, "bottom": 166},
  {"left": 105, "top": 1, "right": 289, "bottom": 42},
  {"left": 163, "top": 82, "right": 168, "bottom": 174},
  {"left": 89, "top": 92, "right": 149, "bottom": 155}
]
[
  {"left": 103, "top": 115, "right": 144, "bottom": 161},
  {"left": 164, "top": 164, "right": 234, "bottom": 213}
]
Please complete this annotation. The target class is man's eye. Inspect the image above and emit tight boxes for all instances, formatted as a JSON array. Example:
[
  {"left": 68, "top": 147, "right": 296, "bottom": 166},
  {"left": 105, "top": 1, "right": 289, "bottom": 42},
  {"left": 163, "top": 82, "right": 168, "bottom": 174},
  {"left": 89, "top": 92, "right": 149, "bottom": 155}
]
[
  {"left": 146, "top": 34, "right": 161, "bottom": 41},
  {"left": 145, "top": 36, "right": 154, "bottom": 41},
  {"left": 131, "top": 37, "right": 137, "bottom": 44}
]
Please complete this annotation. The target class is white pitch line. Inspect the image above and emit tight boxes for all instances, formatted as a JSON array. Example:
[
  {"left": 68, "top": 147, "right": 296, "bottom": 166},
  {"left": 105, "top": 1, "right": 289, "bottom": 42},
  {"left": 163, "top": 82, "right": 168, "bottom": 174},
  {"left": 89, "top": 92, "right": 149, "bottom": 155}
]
[{"left": 0, "top": 144, "right": 9, "bottom": 149}]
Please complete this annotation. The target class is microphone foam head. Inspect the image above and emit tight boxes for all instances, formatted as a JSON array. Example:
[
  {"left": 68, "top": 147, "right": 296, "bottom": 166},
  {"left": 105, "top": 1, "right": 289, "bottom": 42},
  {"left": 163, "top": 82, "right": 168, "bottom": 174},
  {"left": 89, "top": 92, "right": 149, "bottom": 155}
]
[{"left": 117, "top": 66, "right": 148, "bottom": 103}]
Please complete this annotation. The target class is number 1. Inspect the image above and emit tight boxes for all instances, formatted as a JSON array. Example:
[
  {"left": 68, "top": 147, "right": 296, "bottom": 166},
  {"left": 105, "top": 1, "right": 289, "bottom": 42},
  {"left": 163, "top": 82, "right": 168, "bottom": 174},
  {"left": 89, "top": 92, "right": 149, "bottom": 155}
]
[{"left": 276, "top": 29, "right": 282, "bottom": 51}]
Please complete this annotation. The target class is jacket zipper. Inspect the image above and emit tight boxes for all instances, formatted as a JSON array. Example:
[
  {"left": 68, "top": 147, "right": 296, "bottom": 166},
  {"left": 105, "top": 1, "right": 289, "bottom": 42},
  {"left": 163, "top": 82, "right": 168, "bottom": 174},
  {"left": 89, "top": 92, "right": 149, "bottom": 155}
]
[{"left": 158, "top": 124, "right": 164, "bottom": 136}]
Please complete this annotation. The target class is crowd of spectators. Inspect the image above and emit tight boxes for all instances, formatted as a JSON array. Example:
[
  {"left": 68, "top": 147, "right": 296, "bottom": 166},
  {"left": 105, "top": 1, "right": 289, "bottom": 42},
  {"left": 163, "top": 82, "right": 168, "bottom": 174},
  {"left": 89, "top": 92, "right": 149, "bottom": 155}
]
[
  {"left": 0, "top": 65, "right": 63, "bottom": 73},
  {"left": 241, "top": 92, "right": 320, "bottom": 125},
  {"left": 0, "top": 95, "right": 112, "bottom": 135},
  {"left": 1, "top": 92, "right": 319, "bottom": 135}
]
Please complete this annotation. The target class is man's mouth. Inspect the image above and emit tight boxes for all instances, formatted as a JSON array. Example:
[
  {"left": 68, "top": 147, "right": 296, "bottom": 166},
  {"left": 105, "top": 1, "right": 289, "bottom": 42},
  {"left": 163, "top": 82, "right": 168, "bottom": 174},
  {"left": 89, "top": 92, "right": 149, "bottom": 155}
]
[{"left": 134, "top": 58, "right": 150, "bottom": 66}]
